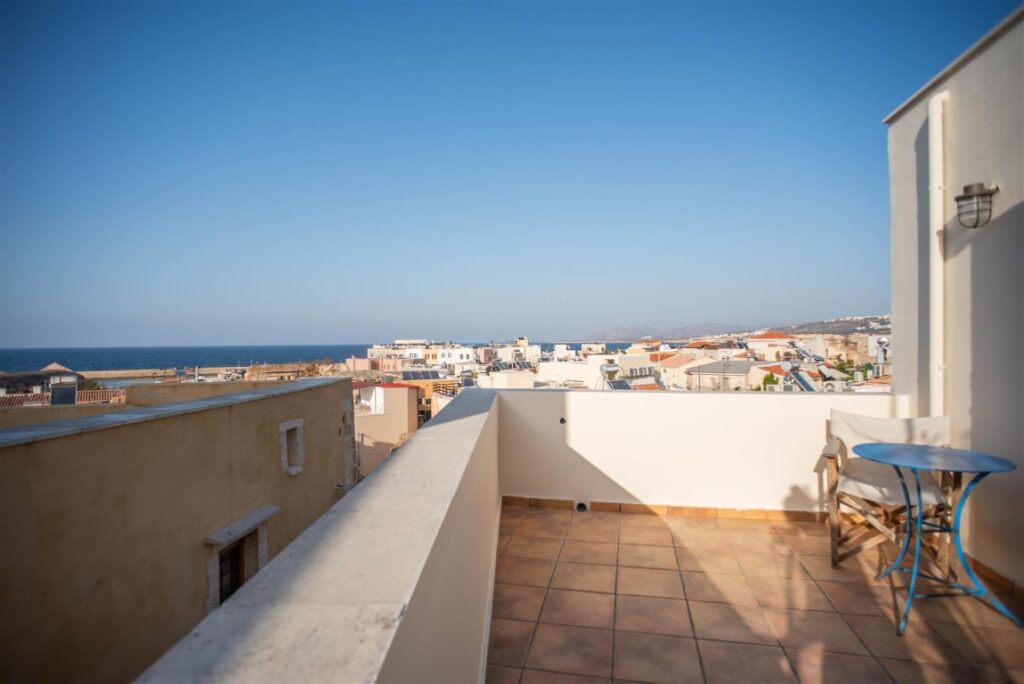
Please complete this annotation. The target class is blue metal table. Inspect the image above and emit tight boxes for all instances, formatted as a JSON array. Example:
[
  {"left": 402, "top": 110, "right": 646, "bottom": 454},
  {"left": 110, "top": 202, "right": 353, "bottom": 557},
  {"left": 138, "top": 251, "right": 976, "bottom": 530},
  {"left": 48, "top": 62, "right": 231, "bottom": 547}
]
[{"left": 853, "top": 443, "right": 1021, "bottom": 634}]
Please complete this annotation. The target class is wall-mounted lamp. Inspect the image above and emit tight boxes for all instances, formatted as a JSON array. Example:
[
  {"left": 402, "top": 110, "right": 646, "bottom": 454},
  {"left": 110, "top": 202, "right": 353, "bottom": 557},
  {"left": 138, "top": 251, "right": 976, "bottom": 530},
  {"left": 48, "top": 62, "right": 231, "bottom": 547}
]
[{"left": 954, "top": 183, "right": 999, "bottom": 229}]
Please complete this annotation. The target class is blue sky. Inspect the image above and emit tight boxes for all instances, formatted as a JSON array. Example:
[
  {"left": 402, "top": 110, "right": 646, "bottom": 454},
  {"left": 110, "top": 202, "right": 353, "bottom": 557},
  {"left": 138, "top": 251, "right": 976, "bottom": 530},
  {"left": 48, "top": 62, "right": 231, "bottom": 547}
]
[{"left": 1, "top": 0, "right": 1018, "bottom": 346}]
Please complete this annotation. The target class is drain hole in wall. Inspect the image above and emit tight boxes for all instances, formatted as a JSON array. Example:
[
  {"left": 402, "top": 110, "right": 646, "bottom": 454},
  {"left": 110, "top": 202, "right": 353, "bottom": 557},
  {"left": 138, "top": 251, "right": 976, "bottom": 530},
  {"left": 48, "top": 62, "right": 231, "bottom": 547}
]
[{"left": 575, "top": 501, "right": 589, "bottom": 512}]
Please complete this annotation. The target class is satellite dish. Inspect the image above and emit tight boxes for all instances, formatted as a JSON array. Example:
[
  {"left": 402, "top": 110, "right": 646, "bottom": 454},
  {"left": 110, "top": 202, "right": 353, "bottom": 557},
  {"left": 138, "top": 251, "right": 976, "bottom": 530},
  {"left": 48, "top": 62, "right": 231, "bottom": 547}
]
[{"left": 780, "top": 361, "right": 793, "bottom": 373}]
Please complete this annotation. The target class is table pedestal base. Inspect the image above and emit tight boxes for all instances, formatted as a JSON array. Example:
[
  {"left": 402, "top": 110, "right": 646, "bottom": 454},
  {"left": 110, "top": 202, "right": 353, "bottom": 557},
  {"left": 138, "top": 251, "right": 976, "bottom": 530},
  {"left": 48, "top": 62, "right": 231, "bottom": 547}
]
[{"left": 878, "top": 469, "right": 1022, "bottom": 635}]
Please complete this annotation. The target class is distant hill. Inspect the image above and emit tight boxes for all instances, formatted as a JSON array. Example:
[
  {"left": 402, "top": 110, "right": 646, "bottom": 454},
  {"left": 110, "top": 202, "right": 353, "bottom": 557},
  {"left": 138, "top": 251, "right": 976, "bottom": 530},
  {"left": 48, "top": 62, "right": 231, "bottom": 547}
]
[
  {"left": 589, "top": 323, "right": 749, "bottom": 342},
  {"left": 762, "top": 314, "right": 891, "bottom": 336},
  {"left": 591, "top": 315, "right": 890, "bottom": 341}
]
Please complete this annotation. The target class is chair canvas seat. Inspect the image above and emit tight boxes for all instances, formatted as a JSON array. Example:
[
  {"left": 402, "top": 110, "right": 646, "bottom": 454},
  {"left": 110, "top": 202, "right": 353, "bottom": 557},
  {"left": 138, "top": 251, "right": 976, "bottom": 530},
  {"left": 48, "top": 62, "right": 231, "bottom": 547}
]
[{"left": 837, "top": 457, "right": 944, "bottom": 507}]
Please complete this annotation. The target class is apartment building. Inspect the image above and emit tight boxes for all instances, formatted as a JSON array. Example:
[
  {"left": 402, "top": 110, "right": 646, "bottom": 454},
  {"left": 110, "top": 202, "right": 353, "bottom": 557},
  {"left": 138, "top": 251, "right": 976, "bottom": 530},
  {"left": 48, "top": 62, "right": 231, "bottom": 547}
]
[{"left": 353, "top": 382, "right": 418, "bottom": 478}]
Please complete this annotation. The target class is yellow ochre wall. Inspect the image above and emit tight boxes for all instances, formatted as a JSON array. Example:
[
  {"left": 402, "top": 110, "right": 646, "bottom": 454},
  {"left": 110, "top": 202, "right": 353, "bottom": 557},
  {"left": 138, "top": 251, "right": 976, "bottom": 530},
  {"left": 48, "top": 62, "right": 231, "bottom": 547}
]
[{"left": 0, "top": 379, "right": 353, "bottom": 683}]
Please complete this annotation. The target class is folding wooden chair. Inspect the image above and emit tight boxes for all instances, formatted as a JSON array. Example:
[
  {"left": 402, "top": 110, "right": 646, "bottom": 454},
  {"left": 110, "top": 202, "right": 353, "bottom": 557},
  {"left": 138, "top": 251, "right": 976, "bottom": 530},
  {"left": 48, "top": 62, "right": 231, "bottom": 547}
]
[{"left": 823, "top": 410, "right": 952, "bottom": 568}]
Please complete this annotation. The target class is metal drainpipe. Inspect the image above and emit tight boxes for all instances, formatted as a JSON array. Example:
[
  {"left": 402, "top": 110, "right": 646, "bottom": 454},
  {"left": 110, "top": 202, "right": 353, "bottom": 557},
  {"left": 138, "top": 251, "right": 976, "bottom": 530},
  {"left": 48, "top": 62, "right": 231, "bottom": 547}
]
[{"left": 928, "top": 91, "right": 950, "bottom": 417}]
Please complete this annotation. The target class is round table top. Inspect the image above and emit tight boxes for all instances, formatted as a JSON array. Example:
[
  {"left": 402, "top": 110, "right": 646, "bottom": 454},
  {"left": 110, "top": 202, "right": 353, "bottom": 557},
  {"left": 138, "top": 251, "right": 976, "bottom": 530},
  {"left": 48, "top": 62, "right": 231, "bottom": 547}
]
[{"left": 853, "top": 443, "right": 1017, "bottom": 473}]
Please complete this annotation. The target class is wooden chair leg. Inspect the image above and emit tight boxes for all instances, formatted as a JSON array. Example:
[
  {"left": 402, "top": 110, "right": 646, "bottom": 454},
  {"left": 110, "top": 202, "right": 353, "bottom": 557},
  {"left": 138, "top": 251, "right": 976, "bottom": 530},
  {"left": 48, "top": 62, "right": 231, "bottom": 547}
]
[{"left": 826, "top": 456, "right": 840, "bottom": 566}]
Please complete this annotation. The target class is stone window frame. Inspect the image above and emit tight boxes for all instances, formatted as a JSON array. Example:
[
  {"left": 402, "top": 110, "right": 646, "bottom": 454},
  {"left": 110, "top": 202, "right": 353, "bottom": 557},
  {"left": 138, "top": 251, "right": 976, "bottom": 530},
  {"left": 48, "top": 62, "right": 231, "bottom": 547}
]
[
  {"left": 204, "top": 505, "right": 280, "bottom": 613},
  {"left": 279, "top": 418, "right": 305, "bottom": 476}
]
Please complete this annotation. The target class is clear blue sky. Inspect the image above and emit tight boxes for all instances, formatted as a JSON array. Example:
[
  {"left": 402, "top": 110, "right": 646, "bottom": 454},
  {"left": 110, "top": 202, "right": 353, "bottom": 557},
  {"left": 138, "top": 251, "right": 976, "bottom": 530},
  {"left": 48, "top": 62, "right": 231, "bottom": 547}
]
[{"left": 1, "top": 0, "right": 1018, "bottom": 346}]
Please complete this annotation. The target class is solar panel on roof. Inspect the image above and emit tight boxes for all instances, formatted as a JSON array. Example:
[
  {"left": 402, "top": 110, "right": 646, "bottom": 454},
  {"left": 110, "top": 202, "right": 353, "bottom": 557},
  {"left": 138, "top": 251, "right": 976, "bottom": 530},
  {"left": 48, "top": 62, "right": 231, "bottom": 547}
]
[{"left": 609, "top": 380, "right": 631, "bottom": 390}]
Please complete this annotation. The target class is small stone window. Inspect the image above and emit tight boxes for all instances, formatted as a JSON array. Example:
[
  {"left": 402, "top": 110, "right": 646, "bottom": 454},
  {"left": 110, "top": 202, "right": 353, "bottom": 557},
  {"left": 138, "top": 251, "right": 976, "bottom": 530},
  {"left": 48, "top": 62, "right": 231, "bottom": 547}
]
[
  {"left": 204, "top": 505, "right": 279, "bottom": 613},
  {"left": 279, "top": 418, "right": 305, "bottom": 476}
]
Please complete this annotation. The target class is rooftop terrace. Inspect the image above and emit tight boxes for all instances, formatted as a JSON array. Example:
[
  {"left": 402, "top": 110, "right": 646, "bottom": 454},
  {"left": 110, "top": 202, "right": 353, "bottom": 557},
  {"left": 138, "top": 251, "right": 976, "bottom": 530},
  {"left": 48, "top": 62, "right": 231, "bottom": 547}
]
[
  {"left": 139, "top": 388, "right": 1024, "bottom": 683},
  {"left": 489, "top": 503, "right": 1024, "bottom": 683}
]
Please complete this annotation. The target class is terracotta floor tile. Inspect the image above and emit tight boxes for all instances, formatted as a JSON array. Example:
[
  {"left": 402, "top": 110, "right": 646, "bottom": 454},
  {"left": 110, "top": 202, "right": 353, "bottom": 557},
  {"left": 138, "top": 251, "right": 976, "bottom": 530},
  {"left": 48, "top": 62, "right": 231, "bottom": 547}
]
[
  {"left": 486, "top": 664, "right": 523, "bottom": 683},
  {"left": 501, "top": 518, "right": 523, "bottom": 535},
  {"left": 575, "top": 510, "right": 622, "bottom": 524},
  {"left": 560, "top": 540, "right": 619, "bottom": 566},
  {"left": 845, "top": 614, "right": 968, "bottom": 666},
  {"left": 518, "top": 518, "right": 570, "bottom": 539},
  {"left": 779, "top": 533, "right": 832, "bottom": 556},
  {"left": 801, "top": 554, "right": 885, "bottom": 584},
  {"left": 489, "top": 618, "right": 536, "bottom": 667},
  {"left": 912, "top": 595, "right": 1024, "bottom": 631},
  {"left": 675, "top": 547, "right": 743, "bottom": 574},
  {"left": 817, "top": 580, "right": 895, "bottom": 616},
  {"left": 689, "top": 601, "right": 778, "bottom": 645},
  {"left": 771, "top": 521, "right": 829, "bottom": 537},
  {"left": 520, "top": 669, "right": 611, "bottom": 683},
  {"left": 551, "top": 562, "right": 617, "bottom": 594},
  {"left": 525, "top": 624, "right": 613, "bottom": 678},
  {"left": 616, "top": 567, "right": 685, "bottom": 599},
  {"left": 526, "top": 508, "right": 574, "bottom": 524},
  {"left": 735, "top": 552, "right": 809, "bottom": 579},
  {"left": 724, "top": 531, "right": 792, "bottom": 555},
  {"left": 878, "top": 657, "right": 986, "bottom": 684},
  {"left": 493, "top": 583, "right": 548, "bottom": 622},
  {"left": 540, "top": 589, "right": 615, "bottom": 629},
  {"left": 764, "top": 607, "right": 869, "bottom": 654},
  {"left": 502, "top": 505, "right": 529, "bottom": 521},
  {"left": 496, "top": 556, "right": 555, "bottom": 588},
  {"left": 666, "top": 516, "right": 720, "bottom": 531},
  {"left": 697, "top": 639, "right": 797, "bottom": 683},
  {"left": 619, "top": 514, "right": 669, "bottom": 529},
  {"left": 619, "top": 526, "right": 674, "bottom": 547},
  {"left": 613, "top": 632, "right": 703, "bottom": 684},
  {"left": 614, "top": 594, "right": 692, "bottom": 637},
  {"left": 567, "top": 519, "right": 620, "bottom": 543},
  {"left": 746, "top": 575, "right": 835, "bottom": 612},
  {"left": 672, "top": 529, "right": 731, "bottom": 550},
  {"left": 498, "top": 535, "right": 512, "bottom": 554},
  {"left": 618, "top": 544, "right": 678, "bottom": 570},
  {"left": 929, "top": 621, "right": 1024, "bottom": 670},
  {"left": 505, "top": 536, "right": 564, "bottom": 562},
  {"left": 717, "top": 518, "right": 776, "bottom": 532},
  {"left": 682, "top": 571, "right": 759, "bottom": 606},
  {"left": 786, "top": 647, "right": 891, "bottom": 684}
]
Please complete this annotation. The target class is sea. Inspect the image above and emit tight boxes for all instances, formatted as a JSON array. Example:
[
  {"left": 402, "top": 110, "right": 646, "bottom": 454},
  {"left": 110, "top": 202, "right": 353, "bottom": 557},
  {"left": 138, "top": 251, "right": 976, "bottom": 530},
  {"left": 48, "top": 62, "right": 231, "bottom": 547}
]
[{"left": 0, "top": 342, "right": 632, "bottom": 383}]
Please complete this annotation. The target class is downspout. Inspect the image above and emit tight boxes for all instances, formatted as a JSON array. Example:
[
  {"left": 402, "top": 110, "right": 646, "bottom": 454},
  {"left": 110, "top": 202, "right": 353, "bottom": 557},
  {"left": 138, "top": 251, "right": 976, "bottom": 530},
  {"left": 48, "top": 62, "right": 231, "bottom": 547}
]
[{"left": 927, "top": 91, "right": 949, "bottom": 417}]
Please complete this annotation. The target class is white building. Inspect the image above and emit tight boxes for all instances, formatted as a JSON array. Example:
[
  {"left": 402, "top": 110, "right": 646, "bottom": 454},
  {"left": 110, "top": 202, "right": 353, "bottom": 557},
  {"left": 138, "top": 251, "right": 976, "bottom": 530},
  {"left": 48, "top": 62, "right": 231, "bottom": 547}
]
[
  {"left": 887, "top": 7, "right": 1023, "bottom": 587},
  {"left": 436, "top": 346, "right": 476, "bottom": 365}
]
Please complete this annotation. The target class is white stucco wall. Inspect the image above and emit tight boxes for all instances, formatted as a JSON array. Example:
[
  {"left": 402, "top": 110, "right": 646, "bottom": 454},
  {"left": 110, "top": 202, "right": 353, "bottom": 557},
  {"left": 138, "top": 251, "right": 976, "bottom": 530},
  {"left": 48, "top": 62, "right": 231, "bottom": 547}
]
[
  {"left": 498, "top": 390, "right": 896, "bottom": 512},
  {"left": 887, "top": 14, "right": 1023, "bottom": 584}
]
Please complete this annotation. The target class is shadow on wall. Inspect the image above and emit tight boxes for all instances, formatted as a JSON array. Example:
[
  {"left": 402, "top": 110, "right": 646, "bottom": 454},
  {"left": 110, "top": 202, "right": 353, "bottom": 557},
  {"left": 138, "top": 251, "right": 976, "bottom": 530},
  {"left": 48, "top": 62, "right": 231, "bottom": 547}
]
[{"left": 960, "top": 200, "right": 1024, "bottom": 604}]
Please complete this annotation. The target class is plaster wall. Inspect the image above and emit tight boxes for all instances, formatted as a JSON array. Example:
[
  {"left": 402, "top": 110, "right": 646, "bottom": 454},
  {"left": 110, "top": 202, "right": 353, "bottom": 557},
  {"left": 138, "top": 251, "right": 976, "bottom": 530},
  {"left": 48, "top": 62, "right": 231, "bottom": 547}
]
[
  {"left": 887, "top": 16, "right": 1024, "bottom": 583},
  {"left": 498, "top": 390, "right": 896, "bottom": 512},
  {"left": 354, "top": 387, "right": 417, "bottom": 475},
  {"left": 0, "top": 379, "right": 352, "bottom": 683}
]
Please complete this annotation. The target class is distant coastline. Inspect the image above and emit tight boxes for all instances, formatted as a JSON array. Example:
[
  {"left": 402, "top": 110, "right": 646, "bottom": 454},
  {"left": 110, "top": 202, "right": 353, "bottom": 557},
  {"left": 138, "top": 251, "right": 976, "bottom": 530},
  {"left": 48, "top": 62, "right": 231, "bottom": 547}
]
[{"left": 0, "top": 342, "right": 633, "bottom": 374}]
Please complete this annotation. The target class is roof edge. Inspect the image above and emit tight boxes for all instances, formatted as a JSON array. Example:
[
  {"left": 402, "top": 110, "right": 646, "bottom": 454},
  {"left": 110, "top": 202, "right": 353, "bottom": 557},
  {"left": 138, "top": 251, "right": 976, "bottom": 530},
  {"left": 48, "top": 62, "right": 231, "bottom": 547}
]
[{"left": 883, "top": 5, "right": 1024, "bottom": 124}]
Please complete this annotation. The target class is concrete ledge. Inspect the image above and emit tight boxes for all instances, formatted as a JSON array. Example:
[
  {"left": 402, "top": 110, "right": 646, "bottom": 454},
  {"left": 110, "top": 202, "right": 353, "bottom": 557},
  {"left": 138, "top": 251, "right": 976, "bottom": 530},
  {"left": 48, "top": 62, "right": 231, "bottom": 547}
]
[
  {"left": 139, "top": 389, "right": 500, "bottom": 684},
  {"left": 205, "top": 505, "right": 281, "bottom": 547}
]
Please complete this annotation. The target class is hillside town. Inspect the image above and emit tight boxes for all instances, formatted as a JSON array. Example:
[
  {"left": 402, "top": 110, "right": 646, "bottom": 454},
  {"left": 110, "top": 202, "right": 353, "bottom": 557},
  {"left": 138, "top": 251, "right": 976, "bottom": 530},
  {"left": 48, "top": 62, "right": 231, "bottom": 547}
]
[{"left": 0, "top": 322, "right": 894, "bottom": 485}]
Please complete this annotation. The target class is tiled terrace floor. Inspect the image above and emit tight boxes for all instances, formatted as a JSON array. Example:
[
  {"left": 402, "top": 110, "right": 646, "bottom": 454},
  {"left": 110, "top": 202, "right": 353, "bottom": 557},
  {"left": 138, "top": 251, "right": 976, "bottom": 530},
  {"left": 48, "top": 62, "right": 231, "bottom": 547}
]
[{"left": 487, "top": 505, "right": 1024, "bottom": 684}]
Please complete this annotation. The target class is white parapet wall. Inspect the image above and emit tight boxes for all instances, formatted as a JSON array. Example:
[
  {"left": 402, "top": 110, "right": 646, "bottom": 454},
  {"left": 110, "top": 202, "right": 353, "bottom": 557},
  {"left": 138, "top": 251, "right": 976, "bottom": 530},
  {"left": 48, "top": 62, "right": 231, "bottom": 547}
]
[
  {"left": 498, "top": 390, "right": 899, "bottom": 512},
  {"left": 139, "top": 390, "right": 500, "bottom": 684}
]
